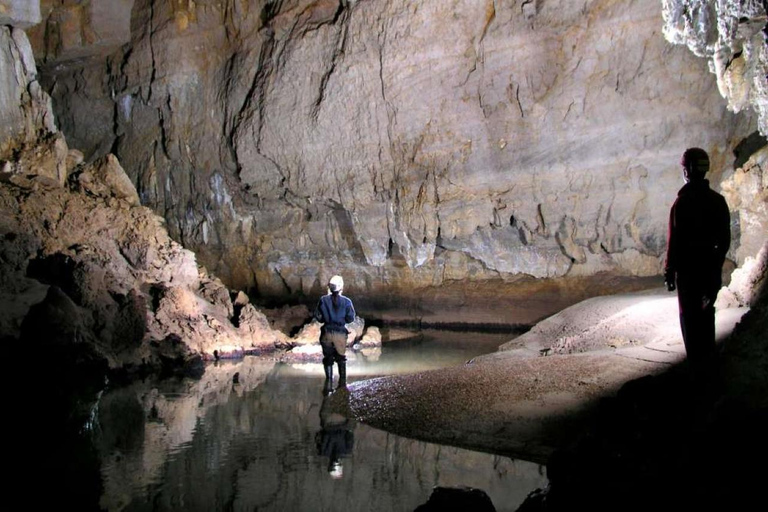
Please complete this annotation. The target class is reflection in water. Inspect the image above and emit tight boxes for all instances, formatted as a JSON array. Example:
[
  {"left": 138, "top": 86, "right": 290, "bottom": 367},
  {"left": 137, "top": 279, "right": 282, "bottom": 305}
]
[
  {"left": 316, "top": 387, "right": 355, "bottom": 479},
  {"left": 89, "top": 330, "right": 546, "bottom": 511}
]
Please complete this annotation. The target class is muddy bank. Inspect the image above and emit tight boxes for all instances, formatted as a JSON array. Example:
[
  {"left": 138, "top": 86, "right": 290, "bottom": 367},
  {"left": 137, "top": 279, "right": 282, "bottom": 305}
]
[{"left": 348, "top": 287, "right": 753, "bottom": 462}]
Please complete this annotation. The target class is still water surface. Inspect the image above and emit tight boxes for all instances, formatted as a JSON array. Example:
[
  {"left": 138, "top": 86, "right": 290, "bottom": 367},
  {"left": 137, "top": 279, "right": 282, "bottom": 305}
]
[{"left": 94, "top": 330, "right": 546, "bottom": 511}]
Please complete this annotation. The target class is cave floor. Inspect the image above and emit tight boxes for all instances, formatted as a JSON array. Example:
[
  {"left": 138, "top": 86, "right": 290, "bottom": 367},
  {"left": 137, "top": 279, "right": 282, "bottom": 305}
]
[{"left": 348, "top": 288, "right": 748, "bottom": 463}]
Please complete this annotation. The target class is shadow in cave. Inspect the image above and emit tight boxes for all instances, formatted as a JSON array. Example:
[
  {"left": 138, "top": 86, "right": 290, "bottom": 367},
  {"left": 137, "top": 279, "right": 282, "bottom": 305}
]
[
  {"left": 22, "top": 343, "right": 107, "bottom": 511},
  {"left": 518, "top": 296, "right": 768, "bottom": 511}
]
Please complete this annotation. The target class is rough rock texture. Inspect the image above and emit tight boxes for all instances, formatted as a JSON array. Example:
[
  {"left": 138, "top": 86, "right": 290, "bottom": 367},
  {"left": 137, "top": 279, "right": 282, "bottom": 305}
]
[
  {"left": 26, "top": 0, "right": 134, "bottom": 64},
  {"left": 261, "top": 303, "right": 312, "bottom": 335},
  {"left": 663, "top": 0, "right": 768, "bottom": 135},
  {"left": 0, "top": 25, "right": 55, "bottom": 159},
  {"left": 0, "top": 0, "right": 42, "bottom": 29},
  {"left": 0, "top": 23, "right": 288, "bottom": 369},
  {"left": 0, "top": 145, "right": 288, "bottom": 368},
  {"left": 719, "top": 145, "right": 768, "bottom": 265},
  {"left": 30, "top": 0, "right": 758, "bottom": 322},
  {"left": 716, "top": 241, "right": 767, "bottom": 308}
]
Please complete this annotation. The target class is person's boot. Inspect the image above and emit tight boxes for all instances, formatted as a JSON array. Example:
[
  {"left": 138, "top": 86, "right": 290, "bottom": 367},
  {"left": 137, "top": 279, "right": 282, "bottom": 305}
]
[
  {"left": 337, "top": 361, "right": 347, "bottom": 388},
  {"left": 323, "top": 365, "right": 334, "bottom": 394}
]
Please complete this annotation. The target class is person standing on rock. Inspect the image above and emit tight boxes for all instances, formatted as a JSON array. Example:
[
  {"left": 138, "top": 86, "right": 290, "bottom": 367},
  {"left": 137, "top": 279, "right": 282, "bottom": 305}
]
[
  {"left": 314, "top": 275, "right": 356, "bottom": 393},
  {"left": 664, "top": 147, "right": 731, "bottom": 366}
]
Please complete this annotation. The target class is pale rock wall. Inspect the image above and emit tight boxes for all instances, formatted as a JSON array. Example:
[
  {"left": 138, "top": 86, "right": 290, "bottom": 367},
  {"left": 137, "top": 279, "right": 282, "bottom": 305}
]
[
  {"left": 662, "top": 0, "right": 768, "bottom": 135},
  {"left": 0, "top": 25, "right": 55, "bottom": 159},
  {"left": 720, "top": 145, "right": 768, "bottom": 265},
  {"left": 31, "top": 1, "right": 758, "bottom": 317},
  {"left": 1, "top": 13, "right": 294, "bottom": 368},
  {"left": 717, "top": 145, "right": 768, "bottom": 309},
  {"left": 0, "top": 0, "right": 41, "bottom": 29}
]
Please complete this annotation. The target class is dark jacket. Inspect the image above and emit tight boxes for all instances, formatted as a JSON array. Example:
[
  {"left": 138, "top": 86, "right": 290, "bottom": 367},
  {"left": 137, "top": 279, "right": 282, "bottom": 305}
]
[
  {"left": 664, "top": 179, "right": 730, "bottom": 291},
  {"left": 314, "top": 293, "right": 355, "bottom": 334}
]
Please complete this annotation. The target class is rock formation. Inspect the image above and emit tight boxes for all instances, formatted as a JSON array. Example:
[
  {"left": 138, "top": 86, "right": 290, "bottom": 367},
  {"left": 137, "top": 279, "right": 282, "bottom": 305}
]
[
  {"left": 0, "top": 20, "right": 290, "bottom": 372},
  {"left": 1, "top": 137, "right": 289, "bottom": 369},
  {"left": 27, "top": 0, "right": 762, "bottom": 324},
  {"left": 662, "top": 0, "right": 768, "bottom": 135}
]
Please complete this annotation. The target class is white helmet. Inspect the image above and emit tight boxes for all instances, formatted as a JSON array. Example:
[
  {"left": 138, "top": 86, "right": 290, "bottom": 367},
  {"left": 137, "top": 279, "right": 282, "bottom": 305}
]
[
  {"left": 329, "top": 460, "right": 343, "bottom": 479},
  {"left": 329, "top": 275, "right": 344, "bottom": 293}
]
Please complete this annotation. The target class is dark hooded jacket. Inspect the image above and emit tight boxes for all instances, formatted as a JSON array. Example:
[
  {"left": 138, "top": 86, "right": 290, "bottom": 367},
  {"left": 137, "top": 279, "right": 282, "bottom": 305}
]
[{"left": 664, "top": 179, "right": 730, "bottom": 292}]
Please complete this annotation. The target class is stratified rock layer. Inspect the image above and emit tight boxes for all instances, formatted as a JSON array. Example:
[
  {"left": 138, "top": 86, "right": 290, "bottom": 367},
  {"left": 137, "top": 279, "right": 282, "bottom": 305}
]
[{"left": 31, "top": 0, "right": 759, "bottom": 321}]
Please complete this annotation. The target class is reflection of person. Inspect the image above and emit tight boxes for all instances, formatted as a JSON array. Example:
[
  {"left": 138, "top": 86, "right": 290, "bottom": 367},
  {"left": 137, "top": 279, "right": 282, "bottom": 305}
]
[
  {"left": 314, "top": 275, "right": 356, "bottom": 393},
  {"left": 664, "top": 148, "right": 730, "bottom": 365},
  {"left": 315, "top": 386, "right": 355, "bottom": 479}
]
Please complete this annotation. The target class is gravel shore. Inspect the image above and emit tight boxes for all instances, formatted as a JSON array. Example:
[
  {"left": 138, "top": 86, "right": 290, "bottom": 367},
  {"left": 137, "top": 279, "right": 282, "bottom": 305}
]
[{"left": 348, "top": 288, "right": 748, "bottom": 462}]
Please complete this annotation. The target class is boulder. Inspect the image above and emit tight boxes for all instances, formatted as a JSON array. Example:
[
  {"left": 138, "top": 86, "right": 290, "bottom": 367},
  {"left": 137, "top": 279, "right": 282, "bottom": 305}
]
[
  {"left": 7, "top": 131, "right": 68, "bottom": 184},
  {"left": 355, "top": 326, "right": 382, "bottom": 348},
  {"left": 261, "top": 303, "right": 312, "bottom": 335},
  {"left": 75, "top": 153, "right": 141, "bottom": 206}
]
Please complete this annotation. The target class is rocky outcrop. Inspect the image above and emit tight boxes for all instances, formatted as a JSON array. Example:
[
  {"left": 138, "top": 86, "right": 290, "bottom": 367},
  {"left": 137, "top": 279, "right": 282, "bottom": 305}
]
[
  {"left": 0, "top": 24, "right": 55, "bottom": 159},
  {"left": 29, "top": 0, "right": 759, "bottom": 322},
  {"left": 0, "top": 142, "right": 288, "bottom": 369},
  {"left": 27, "top": 0, "right": 134, "bottom": 65},
  {"left": 0, "top": 25, "right": 288, "bottom": 369},
  {"left": 662, "top": 0, "right": 768, "bottom": 135},
  {"left": 719, "top": 144, "right": 768, "bottom": 266}
]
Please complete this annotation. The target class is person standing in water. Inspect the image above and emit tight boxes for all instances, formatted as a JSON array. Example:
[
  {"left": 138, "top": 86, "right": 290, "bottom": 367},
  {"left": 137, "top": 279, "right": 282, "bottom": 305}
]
[
  {"left": 664, "top": 147, "right": 730, "bottom": 366},
  {"left": 314, "top": 275, "right": 356, "bottom": 393}
]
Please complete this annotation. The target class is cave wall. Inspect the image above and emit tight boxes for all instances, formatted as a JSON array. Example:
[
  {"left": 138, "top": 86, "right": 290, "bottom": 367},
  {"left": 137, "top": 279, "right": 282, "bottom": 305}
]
[
  {"left": 28, "top": 1, "right": 761, "bottom": 318},
  {"left": 0, "top": 16, "right": 54, "bottom": 159},
  {"left": 0, "top": 13, "right": 289, "bottom": 367},
  {"left": 662, "top": 0, "right": 768, "bottom": 135}
]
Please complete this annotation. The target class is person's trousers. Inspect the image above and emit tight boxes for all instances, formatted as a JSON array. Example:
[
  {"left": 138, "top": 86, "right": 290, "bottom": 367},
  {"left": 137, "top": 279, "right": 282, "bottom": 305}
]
[
  {"left": 677, "top": 284, "right": 716, "bottom": 364},
  {"left": 321, "top": 331, "right": 347, "bottom": 367}
]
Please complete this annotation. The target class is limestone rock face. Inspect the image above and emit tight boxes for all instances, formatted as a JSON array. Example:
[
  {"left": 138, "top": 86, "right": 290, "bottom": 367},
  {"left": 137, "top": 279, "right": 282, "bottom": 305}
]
[
  {"left": 720, "top": 145, "right": 768, "bottom": 265},
  {"left": 716, "top": 241, "right": 767, "bottom": 308},
  {"left": 26, "top": 0, "right": 134, "bottom": 64},
  {"left": 662, "top": 0, "right": 768, "bottom": 135},
  {"left": 1, "top": 127, "right": 286, "bottom": 370},
  {"left": 76, "top": 153, "right": 141, "bottom": 206},
  {"left": 32, "top": 0, "right": 758, "bottom": 319},
  {"left": 0, "top": 0, "right": 42, "bottom": 29},
  {"left": 0, "top": 26, "right": 55, "bottom": 160}
]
